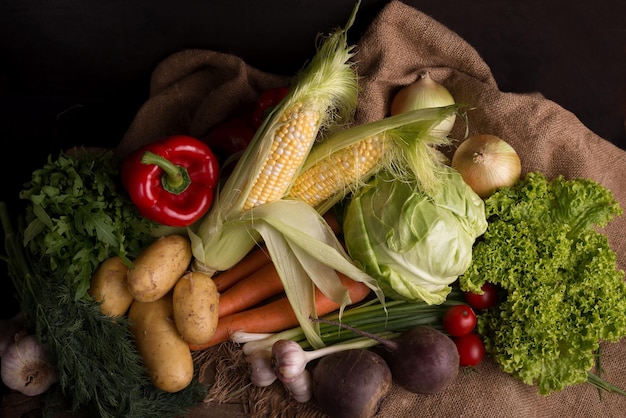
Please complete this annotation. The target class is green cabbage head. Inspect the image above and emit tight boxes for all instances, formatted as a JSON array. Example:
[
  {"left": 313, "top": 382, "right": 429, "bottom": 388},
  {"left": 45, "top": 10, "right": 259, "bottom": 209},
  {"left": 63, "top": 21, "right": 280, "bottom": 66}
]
[{"left": 343, "top": 165, "right": 487, "bottom": 304}]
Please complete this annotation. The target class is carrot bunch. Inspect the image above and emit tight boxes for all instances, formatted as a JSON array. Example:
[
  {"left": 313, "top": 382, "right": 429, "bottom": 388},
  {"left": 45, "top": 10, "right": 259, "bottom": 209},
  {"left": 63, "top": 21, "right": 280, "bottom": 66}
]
[{"left": 188, "top": 214, "right": 372, "bottom": 351}]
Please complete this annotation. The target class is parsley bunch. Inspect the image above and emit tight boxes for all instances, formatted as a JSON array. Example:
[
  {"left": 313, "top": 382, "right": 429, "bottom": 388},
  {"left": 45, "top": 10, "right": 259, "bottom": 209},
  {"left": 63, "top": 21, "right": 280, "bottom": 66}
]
[
  {"left": 2, "top": 149, "right": 207, "bottom": 417},
  {"left": 460, "top": 172, "right": 626, "bottom": 394},
  {"left": 19, "top": 149, "right": 158, "bottom": 299}
]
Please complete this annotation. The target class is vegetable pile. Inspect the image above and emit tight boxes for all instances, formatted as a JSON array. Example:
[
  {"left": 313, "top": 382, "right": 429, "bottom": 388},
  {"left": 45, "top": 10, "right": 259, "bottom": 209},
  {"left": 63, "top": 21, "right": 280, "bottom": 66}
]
[
  {"left": 2, "top": 1, "right": 626, "bottom": 417},
  {"left": 0, "top": 154, "right": 206, "bottom": 417}
]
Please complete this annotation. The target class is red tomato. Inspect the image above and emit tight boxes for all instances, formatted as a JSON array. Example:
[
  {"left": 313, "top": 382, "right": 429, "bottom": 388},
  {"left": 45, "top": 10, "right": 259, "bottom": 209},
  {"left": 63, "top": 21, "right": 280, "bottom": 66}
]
[
  {"left": 442, "top": 304, "right": 477, "bottom": 337},
  {"left": 464, "top": 282, "right": 499, "bottom": 310},
  {"left": 454, "top": 333, "right": 485, "bottom": 367},
  {"left": 251, "top": 86, "right": 290, "bottom": 128}
]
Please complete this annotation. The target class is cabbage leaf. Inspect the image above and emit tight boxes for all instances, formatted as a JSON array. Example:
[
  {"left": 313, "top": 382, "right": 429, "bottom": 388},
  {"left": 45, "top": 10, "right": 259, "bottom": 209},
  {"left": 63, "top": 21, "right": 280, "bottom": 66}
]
[{"left": 343, "top": 165, "right": 487, "bottom": 304}]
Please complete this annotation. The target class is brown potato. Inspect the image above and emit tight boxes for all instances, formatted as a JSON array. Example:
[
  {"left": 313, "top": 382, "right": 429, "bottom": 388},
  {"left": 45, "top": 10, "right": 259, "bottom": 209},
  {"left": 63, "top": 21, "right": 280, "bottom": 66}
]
[
  {"left": 128, "top": 293, "right": 194, "bottom": 393},
  {"left": 127, "top": 234, "right": 192, "bottom": 302},
  {"left": 173, "top": 272, "right": 220, "bottom": 345},
  {"left": 88, "top": 256, "right": 132, "bottom": 316}
]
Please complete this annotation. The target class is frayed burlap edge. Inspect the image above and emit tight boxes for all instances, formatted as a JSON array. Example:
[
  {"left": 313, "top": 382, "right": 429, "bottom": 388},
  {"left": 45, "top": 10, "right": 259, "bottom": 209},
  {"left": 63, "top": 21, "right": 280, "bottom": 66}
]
[{"left": 193, "top": 343, "right": 327, "bottom": 418}]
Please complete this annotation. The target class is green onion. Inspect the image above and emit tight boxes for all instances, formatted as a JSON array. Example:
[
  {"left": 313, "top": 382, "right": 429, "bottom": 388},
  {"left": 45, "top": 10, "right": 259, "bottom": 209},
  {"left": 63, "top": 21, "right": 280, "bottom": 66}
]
[{"left": 237, "top": 293, "right": 466, "bottom": 354}]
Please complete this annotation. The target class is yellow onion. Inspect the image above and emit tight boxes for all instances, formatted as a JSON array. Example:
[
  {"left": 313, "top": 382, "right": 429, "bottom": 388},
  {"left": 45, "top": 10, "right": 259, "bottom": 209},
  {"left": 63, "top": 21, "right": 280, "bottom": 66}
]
[
  {"left": 390, "top": 71, "right": 456, "bottom": 137},
  {"left": 451, "top": 134, "right": 522, "bottom": 199}
]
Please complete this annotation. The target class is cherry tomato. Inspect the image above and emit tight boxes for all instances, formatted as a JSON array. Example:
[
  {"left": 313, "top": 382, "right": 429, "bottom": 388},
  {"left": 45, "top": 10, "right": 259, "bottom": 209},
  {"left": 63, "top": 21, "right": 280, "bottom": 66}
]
[
  {"left": 464, "top": 282, "right": 499, "bottom": 310},
  {"left": 442, "top": 304, "right": 477, "bottom": 337},
  {"left": 251, "top": 86, "right": 290, "bottom": 128},
  {"left": 454, "top": 332, "right": 485, "bottom": 367}
]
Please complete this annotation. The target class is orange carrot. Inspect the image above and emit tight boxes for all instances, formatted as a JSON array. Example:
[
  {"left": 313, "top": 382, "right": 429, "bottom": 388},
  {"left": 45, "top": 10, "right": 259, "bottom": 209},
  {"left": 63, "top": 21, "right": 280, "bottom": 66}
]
[
  {"left": 212, "top": 245, "right": 272, "bottom": 293},
  {"left": 218, "top": 262, "right": 285, "bottom": 318},
  {"left": 211, "top": 214, "right": 339, "bottom": 294},
  {"left": 189, "top": 273, "right": 372, "bottom": 351}
]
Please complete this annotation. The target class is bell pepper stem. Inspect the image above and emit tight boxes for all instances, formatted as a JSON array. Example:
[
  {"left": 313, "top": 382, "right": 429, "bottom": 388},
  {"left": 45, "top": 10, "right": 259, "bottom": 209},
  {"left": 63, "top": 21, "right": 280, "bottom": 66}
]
[{"left": 141, "top": 151, "right": 192, "bottom": 194}]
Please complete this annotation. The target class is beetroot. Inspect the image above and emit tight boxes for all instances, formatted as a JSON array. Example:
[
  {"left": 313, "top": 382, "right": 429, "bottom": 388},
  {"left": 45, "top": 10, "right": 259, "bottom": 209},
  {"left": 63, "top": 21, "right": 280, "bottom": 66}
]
[
  {"left": 312, "top": 349, "right": 392, "bottom": 418},
  {"left": 385, "top": 325, "right": 459, "bottom": 394},
  {"left": 312, "top": 318, "right": 460, "bottom": 395}
]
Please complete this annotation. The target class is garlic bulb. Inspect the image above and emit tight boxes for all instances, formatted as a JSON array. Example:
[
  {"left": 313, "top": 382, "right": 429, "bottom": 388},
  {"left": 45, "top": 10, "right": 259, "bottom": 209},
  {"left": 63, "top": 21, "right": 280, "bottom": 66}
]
[
  {"left": 271, "top": 339, "right": 307, "bottom": 383},
  {"left": 390, "top": 71, "right": 457, "bottom": 137},
  {"left": 246, "top": 349, "right": 277, "bottom": 387},
  {"left": 1, "top": 334, "right": 58, "bottom": 396},
  {"left": 451, "top": 134, "right": 522, "bottom": 198},
  {"left": 283, "top": 369, "right": 313, "bottom": 403}
]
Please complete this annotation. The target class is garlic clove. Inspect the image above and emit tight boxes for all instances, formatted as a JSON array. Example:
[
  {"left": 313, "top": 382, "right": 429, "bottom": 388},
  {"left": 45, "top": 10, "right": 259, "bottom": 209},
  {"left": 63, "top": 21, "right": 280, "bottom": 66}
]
[
  {"left": 271, "top": 339, "right": 308, "bottom": 383},
  {"left": 283, "top": 369, "right": 313, "bottom": 403}
]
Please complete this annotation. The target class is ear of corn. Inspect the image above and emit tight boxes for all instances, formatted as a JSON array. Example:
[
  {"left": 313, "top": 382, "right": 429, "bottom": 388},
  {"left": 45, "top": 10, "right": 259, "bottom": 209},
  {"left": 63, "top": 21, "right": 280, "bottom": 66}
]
[
  {"left": 190, "top": 4, "right": 360, "bottom": 275},
  {"left": 243, "top": 103, "right": 320, "bottom": 210},
  {"left": 287, "top": 104, "right": 460, "bottom": 214},
  {"left": 288, "top": 135, "right": 388, "bottom": 211}
]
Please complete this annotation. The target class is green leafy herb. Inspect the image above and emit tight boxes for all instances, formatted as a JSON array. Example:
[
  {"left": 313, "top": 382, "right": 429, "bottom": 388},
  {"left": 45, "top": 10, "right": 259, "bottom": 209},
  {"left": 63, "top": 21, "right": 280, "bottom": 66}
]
[
  {"left": 460, "top": 172, "right": 626, "bottom": 394},
  {"left": 1, "top": 201, "right": 206, "bottom": 418},
  {"left": 1, "top": 149, "right": 206, "bottom": 416},
  {"left": 19, "top": 149, "right": 159, "bottom": 300}
]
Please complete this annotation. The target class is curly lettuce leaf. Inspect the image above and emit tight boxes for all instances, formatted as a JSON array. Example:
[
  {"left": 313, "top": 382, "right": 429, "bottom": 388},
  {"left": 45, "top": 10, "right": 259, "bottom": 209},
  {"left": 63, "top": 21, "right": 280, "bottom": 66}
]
[{"left": 460, "top": 171, "right": 626, "bottom": 394}]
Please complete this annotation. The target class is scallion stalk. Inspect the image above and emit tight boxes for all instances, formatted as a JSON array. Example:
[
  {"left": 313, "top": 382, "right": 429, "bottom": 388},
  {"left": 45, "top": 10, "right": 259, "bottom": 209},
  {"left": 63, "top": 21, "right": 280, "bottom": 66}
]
[{"left": 239, "top": 294, "right": 465, "bottom": 354}]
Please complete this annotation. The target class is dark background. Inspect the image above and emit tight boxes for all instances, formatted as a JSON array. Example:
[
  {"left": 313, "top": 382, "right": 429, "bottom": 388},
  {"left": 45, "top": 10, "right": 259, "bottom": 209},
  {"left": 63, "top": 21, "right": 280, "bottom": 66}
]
[{"left": 0, "top": 0, "right": 625, "bottom": 317}]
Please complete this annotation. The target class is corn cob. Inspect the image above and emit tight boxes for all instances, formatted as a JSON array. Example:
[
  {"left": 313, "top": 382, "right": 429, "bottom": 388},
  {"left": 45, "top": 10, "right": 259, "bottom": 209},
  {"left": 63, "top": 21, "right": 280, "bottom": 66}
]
[
  {"left": 286, "top": 104, "right": 460, "bottom": 214},
  {"left": 189, "top": 1, "right": 388, "bottom": 350},
  {"left": 190, "top": 6, "right": 360, "bottom": 275},
  {"left": 288, "top": 135, "right": 388, "bottom": 209},
  {"left": 213, "top": 19, "right": 359, "bottom": 217},
  {"left": 243, "top": 102, "right": 321, "bottom": 210}
]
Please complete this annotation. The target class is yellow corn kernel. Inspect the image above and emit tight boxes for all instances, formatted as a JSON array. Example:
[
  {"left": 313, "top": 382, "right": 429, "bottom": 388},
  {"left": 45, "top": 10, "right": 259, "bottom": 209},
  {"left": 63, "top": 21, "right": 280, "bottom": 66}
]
[
  {"left": 243, "top": 103, "right": 321, "bottom": 210},
  {"left": 289, "top": 135, "right": 387, "bottom": 208}
]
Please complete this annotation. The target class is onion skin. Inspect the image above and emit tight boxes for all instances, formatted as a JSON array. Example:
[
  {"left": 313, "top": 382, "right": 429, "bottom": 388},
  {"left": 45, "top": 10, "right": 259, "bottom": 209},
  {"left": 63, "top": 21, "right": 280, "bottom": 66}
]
[
  {"left": 1, "top": 334, "right": 58, "bottom": 396},
  {"left": 452, "top": 134, "right": 522, "bottom": 199},
  {"left": 390, "top": 71, "right": 456, "bottom": 137}
]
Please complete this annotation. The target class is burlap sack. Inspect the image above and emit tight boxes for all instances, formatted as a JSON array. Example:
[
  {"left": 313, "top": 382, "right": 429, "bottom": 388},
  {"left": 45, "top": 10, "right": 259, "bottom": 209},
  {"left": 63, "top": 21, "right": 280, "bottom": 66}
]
[{"left": 117, "top": 1, "right": 626, "bottom": 417}]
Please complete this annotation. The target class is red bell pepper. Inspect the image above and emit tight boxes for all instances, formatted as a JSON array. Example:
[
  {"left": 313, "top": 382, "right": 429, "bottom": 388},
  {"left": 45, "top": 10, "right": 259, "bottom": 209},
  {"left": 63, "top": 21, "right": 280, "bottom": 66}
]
[
  {"left": 203, "top": 111, "right": 255, "bottom": 162},
  {"left": 121, "top": 135, "right": 219, "bottom": 227},
  {"left": 251, "top": 86, "right": 290, "bottom": 129},
  {"left": 202, "top": 112, "right": 255, "bottom": 179}
]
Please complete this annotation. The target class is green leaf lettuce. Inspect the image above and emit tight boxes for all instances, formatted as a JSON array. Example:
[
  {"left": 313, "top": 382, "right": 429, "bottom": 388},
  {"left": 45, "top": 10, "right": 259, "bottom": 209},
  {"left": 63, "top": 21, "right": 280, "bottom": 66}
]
[{"left": 460, "top": 171, "right": 626, "bottom": 394}]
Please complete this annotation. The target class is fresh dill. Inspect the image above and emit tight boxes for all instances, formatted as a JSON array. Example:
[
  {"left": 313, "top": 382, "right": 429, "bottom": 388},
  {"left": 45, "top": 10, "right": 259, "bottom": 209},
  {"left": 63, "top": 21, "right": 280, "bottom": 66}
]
[{"left": 0, "top": 148, "right": 207, "bottom": 417}]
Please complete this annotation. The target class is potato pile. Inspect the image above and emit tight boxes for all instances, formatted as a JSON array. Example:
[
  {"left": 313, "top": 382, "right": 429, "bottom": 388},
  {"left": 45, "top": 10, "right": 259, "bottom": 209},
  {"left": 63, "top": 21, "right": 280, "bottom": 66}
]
[{"left": 88, "top": 234, "right": 219, "bottom": 392}]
